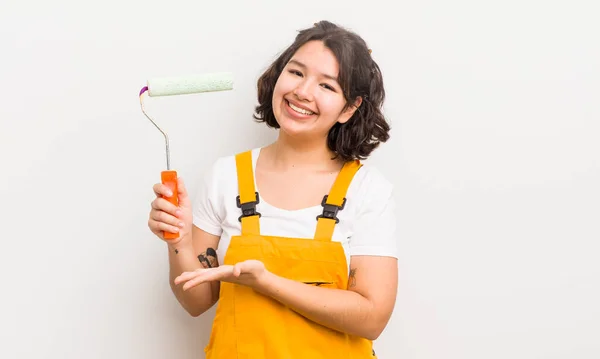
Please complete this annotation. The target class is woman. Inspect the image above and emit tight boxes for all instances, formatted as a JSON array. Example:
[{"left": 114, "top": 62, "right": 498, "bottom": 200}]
[{"left": 148, "top": 20, "right": 398, "bottom": 358}]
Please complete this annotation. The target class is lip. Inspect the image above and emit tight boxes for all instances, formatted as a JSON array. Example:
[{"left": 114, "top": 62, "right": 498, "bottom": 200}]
[{"left": 285, "top": 98, "right": 317, "bottom": 115}]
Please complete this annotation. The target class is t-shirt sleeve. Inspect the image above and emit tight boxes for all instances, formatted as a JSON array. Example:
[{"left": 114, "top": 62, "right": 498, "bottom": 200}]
[
  {"left": 348, "top": 172, "right": 398, "bottom": 258},
  {"left": 192, "top": 159, "right": 224, "bottom": 236}
]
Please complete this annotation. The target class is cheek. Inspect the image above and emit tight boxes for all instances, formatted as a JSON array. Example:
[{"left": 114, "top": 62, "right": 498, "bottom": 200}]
[
  {"left": 272, "top": 78, "right": 288, "bottom": 105},
  {"left": 274, "top": 75, "right": 294, "bottom": 96},
  {"left": 317, "top": 95, "right": 346, "bottom": 118},
  {"left": 271, "top": 81, "right": 283, "bottom": 108}
]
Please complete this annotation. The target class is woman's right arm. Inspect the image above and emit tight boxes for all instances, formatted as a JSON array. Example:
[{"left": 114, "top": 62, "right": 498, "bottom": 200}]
[
  {"left": 167, "top": 226, "right": 220, "bottom": 317},
  {"left": 149, "top": 178, "right": 221, "bottom": 317}
]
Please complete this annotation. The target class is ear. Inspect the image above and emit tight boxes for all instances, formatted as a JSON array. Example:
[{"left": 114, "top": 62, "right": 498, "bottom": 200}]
[{"left": 337, "top": 96, "right": 363, "bottom": 124}]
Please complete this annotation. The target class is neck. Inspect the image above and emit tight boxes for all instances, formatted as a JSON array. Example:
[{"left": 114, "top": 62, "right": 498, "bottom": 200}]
[{"left": 265, "top": 132, "right": 340, "bottom": 170}]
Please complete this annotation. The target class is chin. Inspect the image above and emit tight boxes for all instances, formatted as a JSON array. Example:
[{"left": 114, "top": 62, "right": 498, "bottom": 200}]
[{"left": 278, "top": 120, "right": 312, "bottom": 138}]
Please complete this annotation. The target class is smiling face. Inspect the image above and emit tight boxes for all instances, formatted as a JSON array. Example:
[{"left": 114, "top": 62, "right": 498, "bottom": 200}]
[{"left": 271, "top": 40, "right": 361, "bottom": 141}]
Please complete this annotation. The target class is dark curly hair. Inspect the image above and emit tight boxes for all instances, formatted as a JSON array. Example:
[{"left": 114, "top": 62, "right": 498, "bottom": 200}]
[{"left": 253, "top": 20, "right": 390, "bottom": 162}]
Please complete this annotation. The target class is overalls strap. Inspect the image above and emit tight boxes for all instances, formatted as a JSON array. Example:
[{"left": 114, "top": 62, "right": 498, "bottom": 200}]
[
  {"left": 235, "top": 151, "right": 261, "bottom": 236},
  {"left": 314, "top": 160, "right": 362, "bottom": 241}
]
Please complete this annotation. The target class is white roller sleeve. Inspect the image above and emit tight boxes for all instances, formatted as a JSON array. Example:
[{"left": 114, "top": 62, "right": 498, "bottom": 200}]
[{"left": 147, "top": 72, "right": 234, "bottom": 97}]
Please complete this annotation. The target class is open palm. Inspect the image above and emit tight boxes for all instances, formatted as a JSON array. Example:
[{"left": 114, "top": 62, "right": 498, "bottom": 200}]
[{"left": 174, "top": 260, "right": 267, "bottom": 291}]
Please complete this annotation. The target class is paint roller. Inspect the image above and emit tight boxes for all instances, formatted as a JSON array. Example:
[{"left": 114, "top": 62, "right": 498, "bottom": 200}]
[{"left": 139, "top": 72, "right": 234, "bottom": 239}]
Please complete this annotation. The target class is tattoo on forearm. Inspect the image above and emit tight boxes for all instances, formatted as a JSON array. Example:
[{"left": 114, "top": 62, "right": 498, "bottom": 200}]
[
  {"left": 198, "top": 247, "right": 219, "bottom": 268},
  {"left": 349, "top": 268, "right": 357, "bottom": 288}
]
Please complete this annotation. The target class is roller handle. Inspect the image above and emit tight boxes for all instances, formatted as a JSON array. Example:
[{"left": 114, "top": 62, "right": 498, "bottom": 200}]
[{"left": 161, "top": 170, "right": 179, "bottom": 240}]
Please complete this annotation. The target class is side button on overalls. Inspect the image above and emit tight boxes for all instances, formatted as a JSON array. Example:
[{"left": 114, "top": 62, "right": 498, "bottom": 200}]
[{"left": 204, "top": 150, "right": 377, "bottom": 358}]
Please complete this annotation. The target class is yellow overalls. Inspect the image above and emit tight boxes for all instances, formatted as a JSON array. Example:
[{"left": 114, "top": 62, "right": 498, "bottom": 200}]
[{"left": 204, "top": 150, "right": 377, "bottom": 358}]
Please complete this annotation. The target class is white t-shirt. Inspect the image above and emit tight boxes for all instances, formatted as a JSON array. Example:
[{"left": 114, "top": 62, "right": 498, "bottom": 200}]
[{"left": 192, "top": 147, "right": 398, "bottom": 270}]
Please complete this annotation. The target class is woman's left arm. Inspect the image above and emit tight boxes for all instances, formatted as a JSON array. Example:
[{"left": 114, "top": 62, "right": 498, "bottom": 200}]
[{"left": 256, "top": 255, "right": 398, "bottom": 340}]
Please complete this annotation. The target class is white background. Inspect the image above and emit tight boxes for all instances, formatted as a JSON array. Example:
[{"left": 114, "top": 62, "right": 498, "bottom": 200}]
[{"left": 1, "top": 0, "right": 598, "bottom": 358}]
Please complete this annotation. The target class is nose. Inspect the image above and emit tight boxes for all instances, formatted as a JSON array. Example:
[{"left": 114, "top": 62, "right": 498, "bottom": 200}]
[{"left": 293, "top": 80, "right": 313, "bottom": 102}]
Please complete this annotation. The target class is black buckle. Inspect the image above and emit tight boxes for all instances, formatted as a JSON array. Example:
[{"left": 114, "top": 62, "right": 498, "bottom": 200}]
[
  {"left": 236, "top": 192, "right": 261, "bottom": 222},
  {"left": 316, "top": 195, "right": 346, "bottom": 224}
]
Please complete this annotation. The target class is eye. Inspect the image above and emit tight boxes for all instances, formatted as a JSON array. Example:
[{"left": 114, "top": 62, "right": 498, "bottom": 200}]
[
  {"left": 321, "top": 83, "right": 336, "bottom": 92},
  {"left": 288, "top": 69, "right": 303, "bottom": 77}
]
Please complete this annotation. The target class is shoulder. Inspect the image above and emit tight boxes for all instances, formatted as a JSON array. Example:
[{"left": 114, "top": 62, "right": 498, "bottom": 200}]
[
  {"left": 348, "top": 162, "right": 394, "bottom": 208},
  {"left": 204, "top": 148, "right": 258, "bottom": 180},
  {"left": 206, "top": 153, "right": 234, "bottom": 180},
  {"left": 355, "top": 163, "right": 393, "bottom": 190},
  {"left": 344, "top": 161, "right": 398, "bottom": 258},
  {"left": 192, "top": 149, "right": 256, "bottom": 221},
  {"left": 200, "top": 148, "right": 261, "bottom": 196}
]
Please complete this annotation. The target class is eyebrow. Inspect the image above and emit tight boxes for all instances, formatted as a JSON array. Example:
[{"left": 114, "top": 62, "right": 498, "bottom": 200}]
[{"left": 288, "top": 59, "right": 339, "bottom": 83}]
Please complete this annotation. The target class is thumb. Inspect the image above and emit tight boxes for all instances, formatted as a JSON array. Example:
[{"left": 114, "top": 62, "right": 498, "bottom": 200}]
[
  {"left": 177, "top": 177, "right": 192, "bottom": 208},
  {"left": 233, "top": 263, "right": 243, "bottom": 277}
]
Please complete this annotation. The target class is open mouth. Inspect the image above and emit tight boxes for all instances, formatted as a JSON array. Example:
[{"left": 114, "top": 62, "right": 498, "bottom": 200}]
[{"left": 286, "top": 100, "right": 316, "bottom": 116}]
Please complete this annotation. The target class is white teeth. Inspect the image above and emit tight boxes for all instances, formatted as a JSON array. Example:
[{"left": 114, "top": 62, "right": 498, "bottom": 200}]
[{"left": 288, "top": 101, "right": 314, "bottom": 115}]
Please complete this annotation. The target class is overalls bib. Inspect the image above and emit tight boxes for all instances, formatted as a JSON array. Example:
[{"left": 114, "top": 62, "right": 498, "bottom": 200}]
[{"left": 205, "top": 150, "right": 377, "bottom": 359}]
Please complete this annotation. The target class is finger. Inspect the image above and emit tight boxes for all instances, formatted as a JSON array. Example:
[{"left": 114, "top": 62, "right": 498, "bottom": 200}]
[
  {"left": 182, "top": 266, "right": 234, "bottom": 290},
  {"left": 174, "top": 269, "right": 203, "bottom": 285},
  {"left": 174, "top": 265, "right": 232, "bottom": 285},
  {"left": 150, "top": 206, "right": 184, "bottom": 226},
  {"left": 151, "top": 198, "right": 182, "bottom": 218},
  {"left": 233, "top": 262, "right": 246, "bottom": 277},
  {"left": 177, "top": 177, "right": 188, "bottom": 197},
  {"left": 148, "top": 204, "right": 181, "bottom": 226},
  {"left": 153, "top": 183, "right": 174, "bottom": 198},
  {"left": 181, "top": 268, "right": 226, "bottom": 291},
  {"left": 182, "top": 275, "right": 209, "bottom": 291},
  {"left": 151, "top": 198, "right": 183, "bottom": 225},
  {"left": 149, "top": 220, "right": 180, "bottom": 235},
  {"left": 177, "top": 177, "right": 192, "bottom": 207},
  {"left": 173, "top": 271, "right": 197, "bottom": 285}
]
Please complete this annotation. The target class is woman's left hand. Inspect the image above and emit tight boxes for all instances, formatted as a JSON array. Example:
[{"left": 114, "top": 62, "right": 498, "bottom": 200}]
[{"left": 174, "top": 260, "right": 268, "bottom": 291}]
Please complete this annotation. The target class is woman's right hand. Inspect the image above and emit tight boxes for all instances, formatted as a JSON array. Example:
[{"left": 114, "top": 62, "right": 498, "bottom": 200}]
[{"left": 148, "top": 177, "right": 193, "bottom": 245}]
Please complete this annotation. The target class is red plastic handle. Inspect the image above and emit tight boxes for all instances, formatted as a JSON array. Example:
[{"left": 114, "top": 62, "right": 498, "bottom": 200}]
[{"left": 161, "top": 170, "right": 179, "bottom": 240}]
